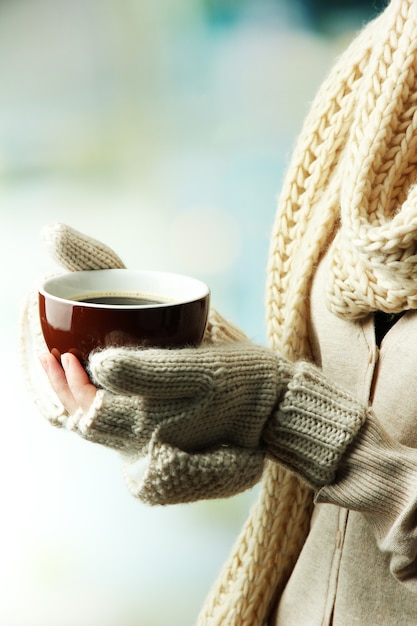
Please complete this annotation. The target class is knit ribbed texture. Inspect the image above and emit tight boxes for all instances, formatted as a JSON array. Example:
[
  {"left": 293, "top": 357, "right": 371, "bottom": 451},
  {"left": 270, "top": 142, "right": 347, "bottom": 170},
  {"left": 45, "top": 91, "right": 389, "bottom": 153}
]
[
  {"left": 318, "top": 415, "right": 417, "bottom": 523},
  {"left": 325, "top": 1, "right": 417, "bottom": 320},
  {"left": 87, "top": 343, "right": 284, "bottom": 451},
  {"left": 203, "top": 308, "right": 248, "bottom": 345},
  {"left": 317, "top": 414, "right": 417, "bottom": 585},
  {"left": 198, "top": 462, "right": 313, "bottom": 626},
  {"left": 264, "top": 361, "right": 367, "bottom": 489},
  {"left": 200, "top": 1, "right": 416, "bottom": 624},
  {"left": 66, "top": 306, "right": 296, "bottom": 509}
]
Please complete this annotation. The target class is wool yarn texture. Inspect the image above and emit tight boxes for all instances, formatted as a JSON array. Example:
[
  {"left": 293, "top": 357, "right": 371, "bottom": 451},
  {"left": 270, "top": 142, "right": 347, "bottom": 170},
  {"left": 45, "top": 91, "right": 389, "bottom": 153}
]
[
  {"left": 76, "top": 342, "right": 365, "bottom": 504},
  {"left": 42, "top": 222, "right": 126, "bottom": 271},
  {"left": 198, "top": 1, "right": 417, "bottom": 624}
]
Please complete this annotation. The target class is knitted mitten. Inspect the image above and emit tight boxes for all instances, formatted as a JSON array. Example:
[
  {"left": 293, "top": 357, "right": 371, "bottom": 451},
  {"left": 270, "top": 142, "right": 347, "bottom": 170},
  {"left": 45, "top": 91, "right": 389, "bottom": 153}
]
[
  {"left": 20, "top": 223, "right": 247, "bottom": 427},
  {"left": 42, "top": 222, "right": 126, "bottom": 271},
  {"left": 70, "top": 343, "right": 367, "bottom": 504}
]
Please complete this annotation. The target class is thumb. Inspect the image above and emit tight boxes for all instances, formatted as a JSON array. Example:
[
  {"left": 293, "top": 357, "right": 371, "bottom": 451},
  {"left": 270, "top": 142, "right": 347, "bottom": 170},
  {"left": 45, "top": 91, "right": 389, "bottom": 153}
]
[
  {"left": 42, "top": 223, "right": 126, "bottom": 271},
  {"left": 89, "top": 346, "right": 216, "bottom": 398}
]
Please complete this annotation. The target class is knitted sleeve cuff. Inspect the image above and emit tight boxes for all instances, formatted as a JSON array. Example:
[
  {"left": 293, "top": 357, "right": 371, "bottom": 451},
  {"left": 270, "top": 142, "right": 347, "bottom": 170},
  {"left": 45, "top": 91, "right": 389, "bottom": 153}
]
[
  {"left": 316, "top": 413, "right": 417, "bottom": 530},
  {"left": 263, "top": 361, "right": 367, "bottom": 489},
  {"left": 68, "top": 390, "right": 143, "bottom": 454}
]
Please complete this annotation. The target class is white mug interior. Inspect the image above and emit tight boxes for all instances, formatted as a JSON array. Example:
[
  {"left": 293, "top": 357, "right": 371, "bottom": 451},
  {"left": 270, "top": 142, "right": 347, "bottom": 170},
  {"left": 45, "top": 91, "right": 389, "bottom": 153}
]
[{"left": 40, "top": 269, "right": 210, "bottom": 308}]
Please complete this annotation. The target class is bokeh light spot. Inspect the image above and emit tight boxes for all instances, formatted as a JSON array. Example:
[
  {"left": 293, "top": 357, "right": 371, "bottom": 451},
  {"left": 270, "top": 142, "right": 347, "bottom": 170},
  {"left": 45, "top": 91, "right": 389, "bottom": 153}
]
[{"left": 170, "top": 206, "right": 242, "bottom": 274}]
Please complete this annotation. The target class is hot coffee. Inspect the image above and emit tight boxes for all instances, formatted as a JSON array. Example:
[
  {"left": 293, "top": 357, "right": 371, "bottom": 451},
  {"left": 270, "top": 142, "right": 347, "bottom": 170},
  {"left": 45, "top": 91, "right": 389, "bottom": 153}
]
[{"left": 72, "top": 292, "right": 168, "bottom": 306}]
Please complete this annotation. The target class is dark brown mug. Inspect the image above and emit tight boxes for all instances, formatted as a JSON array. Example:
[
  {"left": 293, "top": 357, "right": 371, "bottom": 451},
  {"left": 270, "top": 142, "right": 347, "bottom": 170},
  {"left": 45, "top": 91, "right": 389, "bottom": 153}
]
[{"left": 39, "top": 269, "right": 210, "bottom": 362}]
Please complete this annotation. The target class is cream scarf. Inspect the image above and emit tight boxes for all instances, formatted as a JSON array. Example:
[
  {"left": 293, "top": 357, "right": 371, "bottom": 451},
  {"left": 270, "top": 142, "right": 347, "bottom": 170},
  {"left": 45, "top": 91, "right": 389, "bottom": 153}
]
[{"left": 198, "top": 0, "right": 417, "bottom": 624}]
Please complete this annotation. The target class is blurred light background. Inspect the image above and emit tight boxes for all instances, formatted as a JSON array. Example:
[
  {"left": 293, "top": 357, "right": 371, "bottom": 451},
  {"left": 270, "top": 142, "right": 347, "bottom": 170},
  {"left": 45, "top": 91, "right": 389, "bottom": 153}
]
[{"left": 1, "top": 1, "right": 385, "bottom": 624}]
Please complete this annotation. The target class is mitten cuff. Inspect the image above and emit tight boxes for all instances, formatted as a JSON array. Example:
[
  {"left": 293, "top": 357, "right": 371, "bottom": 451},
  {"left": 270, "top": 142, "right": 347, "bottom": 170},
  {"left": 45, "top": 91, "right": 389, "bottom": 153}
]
[
  {"left": 69, "top": 390, "right": 143, "bottom": 453},
  {"left": 263, "top": 361, "right": 367, "bottom": 489}
]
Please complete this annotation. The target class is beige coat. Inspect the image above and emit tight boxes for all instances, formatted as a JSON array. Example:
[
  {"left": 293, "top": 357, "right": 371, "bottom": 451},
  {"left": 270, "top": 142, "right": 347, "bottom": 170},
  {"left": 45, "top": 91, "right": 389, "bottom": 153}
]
[{"left": 273, "top": 258, "right": 417, "bottom": 625}]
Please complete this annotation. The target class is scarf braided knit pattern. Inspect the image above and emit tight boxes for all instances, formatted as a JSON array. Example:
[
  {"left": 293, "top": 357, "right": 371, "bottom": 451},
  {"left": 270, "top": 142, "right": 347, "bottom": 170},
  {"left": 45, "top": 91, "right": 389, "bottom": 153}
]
[{"left": 198, "top": 1, "right": 417, "bottom": 624}]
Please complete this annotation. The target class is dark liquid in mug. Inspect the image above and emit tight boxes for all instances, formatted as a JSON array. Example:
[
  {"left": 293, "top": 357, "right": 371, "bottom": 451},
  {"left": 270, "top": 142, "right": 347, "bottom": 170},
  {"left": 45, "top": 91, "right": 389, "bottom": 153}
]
[{"left": 73, "top": 293, "right": 167, "bottom": 306}]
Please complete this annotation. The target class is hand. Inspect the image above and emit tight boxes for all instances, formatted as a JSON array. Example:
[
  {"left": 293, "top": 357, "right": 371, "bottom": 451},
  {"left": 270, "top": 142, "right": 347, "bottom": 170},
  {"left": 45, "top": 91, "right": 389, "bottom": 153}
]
[
  {"left": 39, "top": 352, "right": 97, "bottom": 416},
  {"left": 87, "top": 342, "right": 288, "bottom": 453},
  {"left": 84, "top": 336, "right": 367, "bottom": 502},
  {"left": 40, "top": 346, "right": 268, "bottom": 505},
  {"left": 54, "top": 339, "right": 292, "bottom": 504},
  {"left": 35, "top": 303, "right": 250, "bottom": 422},
  {"left": 36, "top": 332, "right": 269, "bottom": 504}
]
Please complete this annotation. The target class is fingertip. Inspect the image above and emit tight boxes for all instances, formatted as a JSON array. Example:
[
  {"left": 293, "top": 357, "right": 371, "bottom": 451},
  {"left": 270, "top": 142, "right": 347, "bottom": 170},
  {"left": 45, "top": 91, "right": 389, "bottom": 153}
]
[
  {"left": 60, "top": 353, "right": 70, "bottom": 370},
  {"left": 40, "top": 351, "right": 61, "bottom": 373},
  {"left": 39, "top": 353, "right": 49, "bottom": 373},
  {"left": 61, "top": 352, "right": 84, "bottom": 374},
  {"left": 61, "top": 352, "right": 93, "bottom": 386},
  {"left": 51, "top": 348, "right": 62, "bottom": 362},
  {"left": 61, "top": 353, "right": 97, "bottom": 412}
]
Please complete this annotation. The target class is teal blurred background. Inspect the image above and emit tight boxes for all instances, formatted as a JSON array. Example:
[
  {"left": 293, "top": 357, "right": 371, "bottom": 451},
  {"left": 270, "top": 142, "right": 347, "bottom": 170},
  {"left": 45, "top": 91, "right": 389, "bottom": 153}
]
[{"left": 1, "top": 1, "right": 384, "bottom": 624}]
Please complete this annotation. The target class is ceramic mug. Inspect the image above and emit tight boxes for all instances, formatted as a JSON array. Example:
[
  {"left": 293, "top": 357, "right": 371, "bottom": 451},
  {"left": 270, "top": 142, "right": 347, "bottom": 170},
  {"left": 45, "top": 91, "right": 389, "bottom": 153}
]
[{"left": 39, "top": 269, "right": 210, "bottom": 362}]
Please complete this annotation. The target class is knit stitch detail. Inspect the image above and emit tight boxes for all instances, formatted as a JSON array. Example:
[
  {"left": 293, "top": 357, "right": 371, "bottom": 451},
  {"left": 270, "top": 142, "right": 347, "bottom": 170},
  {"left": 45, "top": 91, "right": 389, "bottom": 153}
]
[
  {"left": 317, "top": 414, "right": 417, "bottom": 525},
  {"left": 264, "top": 362, "right": 367, "bottom": 488},
  {"left": 123, "top": 440, "right": 265, "bottom": 505},
  {"left": 88, "top": 343, "right": 285, "bottom": 453},
  {"left": 42, "top": 223, "right": 126, "bottom": 271},
  {"left": 201, "top": 2, "right": 411, "bottom": 624},
  {"left": 325, "top": 0, "right": 417, "bottom": 319}
]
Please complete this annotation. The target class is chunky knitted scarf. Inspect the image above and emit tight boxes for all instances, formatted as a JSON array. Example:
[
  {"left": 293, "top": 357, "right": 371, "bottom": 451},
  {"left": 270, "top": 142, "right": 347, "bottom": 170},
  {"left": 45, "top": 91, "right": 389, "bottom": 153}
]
[{"left": 198, "top": 0, "right": 417, "bottom": 624}]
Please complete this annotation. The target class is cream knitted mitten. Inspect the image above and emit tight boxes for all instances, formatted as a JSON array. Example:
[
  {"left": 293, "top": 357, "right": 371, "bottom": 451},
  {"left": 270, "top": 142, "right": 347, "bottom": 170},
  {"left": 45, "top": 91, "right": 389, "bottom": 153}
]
[
  {"left": 72, "top": 343, "right": 367, "bottom": 504},
  {"left": 42, "top": 222, "right": 126, "bottom": 271},
  {"left": 20, "top": 222, "right": 250, "bottom": 426}
]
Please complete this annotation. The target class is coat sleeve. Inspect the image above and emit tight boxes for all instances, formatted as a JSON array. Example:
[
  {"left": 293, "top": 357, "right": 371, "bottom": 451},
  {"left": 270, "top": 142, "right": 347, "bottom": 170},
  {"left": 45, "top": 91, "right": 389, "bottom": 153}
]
[
  {"left": 263, "top": 355, "right": 417, "bottom": 591},
  {"left": 316, "top": 413, "right": 417, "bottom": 590}
]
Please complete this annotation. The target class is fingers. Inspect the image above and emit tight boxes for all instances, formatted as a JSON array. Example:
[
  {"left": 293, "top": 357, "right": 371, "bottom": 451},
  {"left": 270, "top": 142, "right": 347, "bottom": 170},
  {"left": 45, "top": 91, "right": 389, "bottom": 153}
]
[
  {"left": 40, "top": 352, "right": 97, "bottom": 414},
  {"left": 62, "top": 353, "right": 98, "bottom": 412},
  {"left": 42, "top": 223, "right": 126, "bottom": 271}
]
